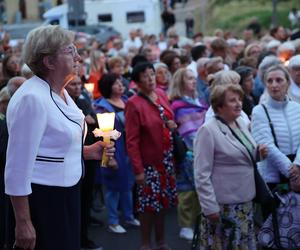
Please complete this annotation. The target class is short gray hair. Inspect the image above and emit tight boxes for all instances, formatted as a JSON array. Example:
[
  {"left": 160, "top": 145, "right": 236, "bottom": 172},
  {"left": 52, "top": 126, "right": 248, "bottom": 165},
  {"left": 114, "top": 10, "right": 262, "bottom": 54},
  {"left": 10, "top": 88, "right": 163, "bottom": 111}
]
[
  {"left": 288, "top": 55, "right": 300, "bottom": 69},
  {"left": 258, "top": 55, "right": 282, "bottom": 80},
  {"left": 154, "top": 62, "right": 168, "bottom": 71},
  {"left": 209, "top": 70, "right": 241, "bottom": 90},
  {"left": 22, "top": 25, "right": 74, "bottom": 76}
]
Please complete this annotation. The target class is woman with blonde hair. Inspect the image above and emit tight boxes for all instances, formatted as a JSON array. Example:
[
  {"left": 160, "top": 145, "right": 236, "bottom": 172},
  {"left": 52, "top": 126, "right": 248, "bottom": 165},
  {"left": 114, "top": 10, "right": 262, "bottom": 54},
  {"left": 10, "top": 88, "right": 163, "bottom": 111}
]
[
  {"left": 251, "top": 65, "right": 300, "bottom": 218},
  {"left": 205, "top": 70, "right": 250, "bottom": 127},
  {"left": 244, "top": 43, "right": 262, "bottom": 58},
  {"left": 87, "top": 49, "right": 107, "bottom": 99},
  {"left": 169, "top": 68, "right": 208, "bottom": 240}
]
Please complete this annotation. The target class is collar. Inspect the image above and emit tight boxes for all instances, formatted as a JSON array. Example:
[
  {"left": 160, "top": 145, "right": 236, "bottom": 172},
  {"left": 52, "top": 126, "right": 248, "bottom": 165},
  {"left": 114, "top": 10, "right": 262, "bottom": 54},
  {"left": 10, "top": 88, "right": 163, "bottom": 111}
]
[
  {"left": 266, "top": 94, "right": 289, "bottom": 109},
  {"left": 182, "top": 95, "right": 200, "bottom": 105}
]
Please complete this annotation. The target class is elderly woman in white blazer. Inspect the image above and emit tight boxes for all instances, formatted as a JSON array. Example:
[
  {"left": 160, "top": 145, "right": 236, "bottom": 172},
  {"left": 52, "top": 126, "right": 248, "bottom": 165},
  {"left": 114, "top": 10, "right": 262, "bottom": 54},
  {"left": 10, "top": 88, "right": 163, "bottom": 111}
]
[
  {"left": 194, "top": 84, "right": 266, "bottom": 250},
  {"left": 4, "top": 25, "right": 114, "bottom": 250}
]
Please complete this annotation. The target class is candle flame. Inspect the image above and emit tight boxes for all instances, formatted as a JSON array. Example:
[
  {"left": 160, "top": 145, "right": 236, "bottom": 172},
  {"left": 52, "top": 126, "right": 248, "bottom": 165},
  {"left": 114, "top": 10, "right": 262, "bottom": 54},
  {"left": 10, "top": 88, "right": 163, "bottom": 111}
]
[{"left": 96, "top": 113, "right": 115, "bottom": 132}]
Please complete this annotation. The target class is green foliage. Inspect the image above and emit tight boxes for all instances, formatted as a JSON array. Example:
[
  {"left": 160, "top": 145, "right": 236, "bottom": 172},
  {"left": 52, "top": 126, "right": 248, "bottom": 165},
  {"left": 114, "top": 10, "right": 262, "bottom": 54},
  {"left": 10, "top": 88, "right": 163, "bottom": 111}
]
[{"left": 196, "top": 0, "right": 299, "bottom": 36}]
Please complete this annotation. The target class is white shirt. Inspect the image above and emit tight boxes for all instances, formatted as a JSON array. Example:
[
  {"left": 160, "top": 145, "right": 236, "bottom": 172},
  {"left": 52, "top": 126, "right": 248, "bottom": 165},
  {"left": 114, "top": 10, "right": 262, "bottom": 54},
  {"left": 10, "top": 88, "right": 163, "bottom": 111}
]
[
  {"left": 123, "top": 37, "right": 142, "bottom": 52},
  {"left": 187, "top": 61, "right": 197, "bottom": 77},
  {"left": 5, "top": 76, "right": 84, "bottom": 195}
]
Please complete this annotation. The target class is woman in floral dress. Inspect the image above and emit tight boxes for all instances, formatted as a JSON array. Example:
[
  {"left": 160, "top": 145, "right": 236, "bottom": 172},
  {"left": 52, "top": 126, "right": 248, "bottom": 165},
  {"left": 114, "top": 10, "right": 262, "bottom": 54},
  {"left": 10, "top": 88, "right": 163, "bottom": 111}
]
[{"left": 125, "top": 62, "right": 177, "bottom": 250}]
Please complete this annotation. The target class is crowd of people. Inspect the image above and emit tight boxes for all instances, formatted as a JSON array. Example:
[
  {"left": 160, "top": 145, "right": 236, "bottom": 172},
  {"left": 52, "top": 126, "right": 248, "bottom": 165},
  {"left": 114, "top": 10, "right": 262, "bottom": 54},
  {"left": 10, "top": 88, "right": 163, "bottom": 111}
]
[{"left": 1, "top": 2, "right": 300, "bottom": 250}]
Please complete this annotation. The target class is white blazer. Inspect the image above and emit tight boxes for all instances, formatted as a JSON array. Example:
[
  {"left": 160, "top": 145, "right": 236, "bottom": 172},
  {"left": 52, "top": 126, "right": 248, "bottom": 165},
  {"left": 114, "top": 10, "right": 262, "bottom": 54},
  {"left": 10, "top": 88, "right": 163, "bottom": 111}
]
[{"left": 5, "top": 76, "right": 84, "bottom": 196}]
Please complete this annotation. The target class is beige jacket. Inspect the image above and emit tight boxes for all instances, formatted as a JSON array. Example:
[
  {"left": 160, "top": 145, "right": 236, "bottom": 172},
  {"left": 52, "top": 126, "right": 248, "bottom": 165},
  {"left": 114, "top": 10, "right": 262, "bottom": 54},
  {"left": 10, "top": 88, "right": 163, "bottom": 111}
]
[{"left": 194, "top": 117, "right": 256, "bottom": 216}]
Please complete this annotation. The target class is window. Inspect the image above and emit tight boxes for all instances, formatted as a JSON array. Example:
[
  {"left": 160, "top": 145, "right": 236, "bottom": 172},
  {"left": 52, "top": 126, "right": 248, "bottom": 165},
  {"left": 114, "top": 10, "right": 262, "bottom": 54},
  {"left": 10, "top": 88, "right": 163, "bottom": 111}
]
[
  {"left": 98, "top": 14, "right": 112, "bottom": 22},
  {"left": 68, "top": 19, "right": 86, "bottom": 26},
  {"left": 50, "top": 19, "right": 60, "bottom": 25},
  {"left": 126, "top": 11, "right": 145, "bottom": 23}
]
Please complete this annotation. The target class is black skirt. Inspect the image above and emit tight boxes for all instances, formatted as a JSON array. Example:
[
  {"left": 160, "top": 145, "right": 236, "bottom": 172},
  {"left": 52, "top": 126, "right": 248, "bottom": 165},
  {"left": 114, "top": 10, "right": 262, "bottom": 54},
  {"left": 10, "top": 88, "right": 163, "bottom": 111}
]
[{"left": 29, "top": 182, "right": 81, "bottom": 250}]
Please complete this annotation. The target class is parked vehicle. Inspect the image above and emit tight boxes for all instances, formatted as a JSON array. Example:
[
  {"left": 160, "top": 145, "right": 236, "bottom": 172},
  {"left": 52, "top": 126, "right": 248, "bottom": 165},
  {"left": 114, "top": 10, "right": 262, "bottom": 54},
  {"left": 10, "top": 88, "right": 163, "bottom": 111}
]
[
  {"left": 71, "top": 24, "right": 120, "bottom": 44},
  {"left": 43, "top": 0, "right": 162, "bottom": 39}
]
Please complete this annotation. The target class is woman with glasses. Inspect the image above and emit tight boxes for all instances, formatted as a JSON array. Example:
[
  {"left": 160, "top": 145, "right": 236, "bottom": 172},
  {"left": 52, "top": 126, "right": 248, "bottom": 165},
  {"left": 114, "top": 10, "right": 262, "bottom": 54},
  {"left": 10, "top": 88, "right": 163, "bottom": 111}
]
[
  {"left": 125, "top": 62, "right": 177, "bottom": 250},
  {"left": 4, "top": 25, "right": 115, "bottom": 250}
]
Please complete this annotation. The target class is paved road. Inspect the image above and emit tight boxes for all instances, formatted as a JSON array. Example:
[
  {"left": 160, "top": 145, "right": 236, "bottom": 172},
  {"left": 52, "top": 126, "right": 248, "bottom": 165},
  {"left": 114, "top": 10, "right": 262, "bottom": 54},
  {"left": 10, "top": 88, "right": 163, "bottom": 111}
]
[{"left": 88, "top": 207, "right": 191, "bottom": 250}]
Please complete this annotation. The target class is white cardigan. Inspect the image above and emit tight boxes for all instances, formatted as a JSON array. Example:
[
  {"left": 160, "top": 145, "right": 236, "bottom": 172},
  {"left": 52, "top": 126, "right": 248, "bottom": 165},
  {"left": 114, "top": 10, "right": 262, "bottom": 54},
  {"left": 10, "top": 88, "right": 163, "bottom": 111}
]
[{"left": 5, "top": 76, "right": 84, "bottom": 196}]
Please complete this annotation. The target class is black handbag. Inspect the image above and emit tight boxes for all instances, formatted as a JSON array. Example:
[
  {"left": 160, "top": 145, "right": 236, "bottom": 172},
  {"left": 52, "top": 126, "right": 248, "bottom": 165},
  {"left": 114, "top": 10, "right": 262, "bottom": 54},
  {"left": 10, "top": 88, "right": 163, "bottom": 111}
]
[
  {"left": 172, "top": 131, "right": 187, "bottom": 164},
  {"left": 253, "top": 164, "right": 275, "bottom": 206}
]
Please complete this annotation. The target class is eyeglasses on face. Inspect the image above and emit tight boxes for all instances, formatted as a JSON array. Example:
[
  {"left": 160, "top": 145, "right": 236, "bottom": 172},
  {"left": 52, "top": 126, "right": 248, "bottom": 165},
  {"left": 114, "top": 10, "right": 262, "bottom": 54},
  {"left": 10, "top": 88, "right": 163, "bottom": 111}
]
[{"left": 61, "top": 44, "right": 78, "bottom": 57}]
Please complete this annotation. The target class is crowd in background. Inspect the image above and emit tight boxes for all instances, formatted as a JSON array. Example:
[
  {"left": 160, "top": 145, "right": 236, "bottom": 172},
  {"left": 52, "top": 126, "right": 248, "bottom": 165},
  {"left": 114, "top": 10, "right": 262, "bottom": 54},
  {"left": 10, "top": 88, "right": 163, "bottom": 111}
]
[{"left": 1, "top": 1, "right": 300, "bottom": 250}]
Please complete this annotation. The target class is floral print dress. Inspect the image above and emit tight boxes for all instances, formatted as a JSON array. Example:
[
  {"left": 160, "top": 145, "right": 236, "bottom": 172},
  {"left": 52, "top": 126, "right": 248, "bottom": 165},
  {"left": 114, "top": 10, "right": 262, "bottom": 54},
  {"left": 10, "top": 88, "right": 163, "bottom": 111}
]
[{"left": 136, "top": 98, "right": 177, "bottom": 213}]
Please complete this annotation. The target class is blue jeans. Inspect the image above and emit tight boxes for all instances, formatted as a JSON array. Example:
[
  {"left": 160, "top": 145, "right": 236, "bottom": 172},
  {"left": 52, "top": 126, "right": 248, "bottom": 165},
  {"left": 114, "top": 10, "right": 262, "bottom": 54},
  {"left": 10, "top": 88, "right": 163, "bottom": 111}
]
[{"left": 105, "top": 190, "right": 134, "bottom": 225}]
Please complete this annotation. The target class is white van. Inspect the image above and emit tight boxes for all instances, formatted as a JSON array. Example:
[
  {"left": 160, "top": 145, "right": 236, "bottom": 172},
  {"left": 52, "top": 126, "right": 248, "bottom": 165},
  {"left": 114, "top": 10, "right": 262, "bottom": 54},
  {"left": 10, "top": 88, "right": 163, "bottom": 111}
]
[{"left": 43, "top": 0, "right": 162, "bottom": 39}]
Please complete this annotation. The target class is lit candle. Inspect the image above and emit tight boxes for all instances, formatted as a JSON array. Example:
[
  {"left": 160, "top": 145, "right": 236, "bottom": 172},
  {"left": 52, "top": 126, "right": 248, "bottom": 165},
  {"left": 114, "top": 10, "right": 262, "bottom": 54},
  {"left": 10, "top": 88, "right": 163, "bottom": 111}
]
[
  {"left": 284, "top": 60, "right": 289, "bottom": 67},
  {"left": 96, "top": 112, "right": 115, "bottom": 167},
  {"left": 84, "top": 83, "right": 94, "bottom": 96}
]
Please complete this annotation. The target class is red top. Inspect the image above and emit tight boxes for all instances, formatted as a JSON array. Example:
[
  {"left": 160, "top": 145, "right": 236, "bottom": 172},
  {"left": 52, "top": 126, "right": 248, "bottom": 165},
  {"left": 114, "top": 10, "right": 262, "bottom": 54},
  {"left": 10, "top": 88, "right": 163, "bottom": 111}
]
[
  {"left": 125, "top": 89, "right": 174, "bottom": 175},
  {"left": 88, "top": 70, "right": 103, "bottom": 99}
]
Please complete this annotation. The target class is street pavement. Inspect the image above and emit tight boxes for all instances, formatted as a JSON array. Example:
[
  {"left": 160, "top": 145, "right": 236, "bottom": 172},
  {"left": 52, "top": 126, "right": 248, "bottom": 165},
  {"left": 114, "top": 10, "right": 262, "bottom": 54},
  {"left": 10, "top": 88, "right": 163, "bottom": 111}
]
[{"left": 88, "top": 207, "right": 191, "bottom": 250}]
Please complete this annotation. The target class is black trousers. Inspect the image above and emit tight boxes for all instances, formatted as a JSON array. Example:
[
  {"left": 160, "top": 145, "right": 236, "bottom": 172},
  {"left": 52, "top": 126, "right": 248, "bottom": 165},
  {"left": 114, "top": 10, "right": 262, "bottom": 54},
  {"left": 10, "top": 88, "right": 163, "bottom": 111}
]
[
  {"left": 29, "top": 183, "right": 81, "bottom": 250},
  {"left": 81, "top": 160, "right": 97, "bottom": 243}
]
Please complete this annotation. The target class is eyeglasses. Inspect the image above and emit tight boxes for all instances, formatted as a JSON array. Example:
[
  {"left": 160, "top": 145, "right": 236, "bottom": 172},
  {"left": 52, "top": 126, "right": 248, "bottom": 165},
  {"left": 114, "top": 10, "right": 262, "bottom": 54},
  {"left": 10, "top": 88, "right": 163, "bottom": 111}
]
[{"left": 61, "top": 44, "right": 78, "bottom": 57}]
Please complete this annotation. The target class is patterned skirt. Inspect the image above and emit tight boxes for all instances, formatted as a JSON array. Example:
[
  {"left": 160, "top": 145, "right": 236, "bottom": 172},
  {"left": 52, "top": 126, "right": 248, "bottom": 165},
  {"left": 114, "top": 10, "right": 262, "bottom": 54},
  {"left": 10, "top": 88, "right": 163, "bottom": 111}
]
[
  {"left": 199, "top": 201, "right": 256, "bottom": 250},
  {"left": 136, "top": 149, "right": 177, "bottom": 213}
]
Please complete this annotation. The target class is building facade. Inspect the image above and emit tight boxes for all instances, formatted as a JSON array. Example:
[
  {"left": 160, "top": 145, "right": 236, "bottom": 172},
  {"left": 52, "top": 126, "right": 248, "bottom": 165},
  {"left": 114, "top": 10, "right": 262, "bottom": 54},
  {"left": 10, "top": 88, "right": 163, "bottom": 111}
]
[{"left": 2, "top": 0, "right": 62, "bottom": 24}]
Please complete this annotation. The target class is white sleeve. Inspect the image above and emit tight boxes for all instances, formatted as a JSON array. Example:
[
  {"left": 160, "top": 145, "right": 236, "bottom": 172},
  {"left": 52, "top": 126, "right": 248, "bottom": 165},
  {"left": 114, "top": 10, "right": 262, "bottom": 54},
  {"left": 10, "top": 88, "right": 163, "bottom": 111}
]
[
  {"left": 251, "top": 105, "right": 291, "bottom": 177},
  {"left": 5, "top": 94, "right": 47, "bottom": 195},
  {"left": 194, "top": 125, "right": 220, "bottom": 216}
]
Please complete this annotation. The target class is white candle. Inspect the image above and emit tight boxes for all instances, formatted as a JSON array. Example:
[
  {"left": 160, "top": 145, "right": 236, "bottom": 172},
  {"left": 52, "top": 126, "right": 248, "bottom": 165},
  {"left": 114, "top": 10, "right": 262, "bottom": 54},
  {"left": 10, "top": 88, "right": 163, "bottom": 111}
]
[
  {"left": 84, "top": 83, "right": 94, "bottom": 95},
  {"left": 96, "top": 112, "right": 115, "bottom": 167}
]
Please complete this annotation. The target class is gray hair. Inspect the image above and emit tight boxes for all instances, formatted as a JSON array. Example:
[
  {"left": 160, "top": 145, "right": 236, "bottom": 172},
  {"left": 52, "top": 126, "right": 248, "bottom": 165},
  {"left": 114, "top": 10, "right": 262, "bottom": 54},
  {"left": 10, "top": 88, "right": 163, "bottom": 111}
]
[
  {"left": 258, "top": 55, "right": 282, "bottom": 80},
  {"left": 22, "top": 25, "right": 74, "bottom": 77},
  {"left": 154, "top": 62, "right": 168, "bottom": 71},
  {"left": 288, "top": 55, "right": 300, "bottom": 69},
  {"left": 277, "top": 41, "right": 295, "bottom": 53},
  {"left": 196, "top": 57, "right": 209, "bottom": 71},
  {"left": 209, "top": 70, "right": 241, "bottom": 91}
]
